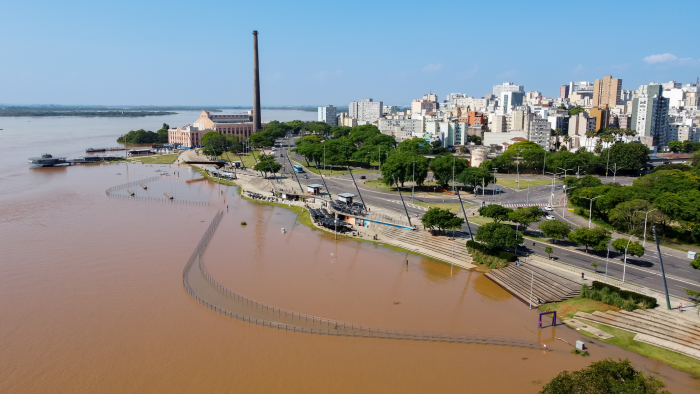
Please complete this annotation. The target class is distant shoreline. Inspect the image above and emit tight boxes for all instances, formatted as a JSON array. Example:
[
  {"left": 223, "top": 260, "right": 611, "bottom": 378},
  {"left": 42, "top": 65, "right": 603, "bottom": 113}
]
[{"left": 0, "top": 106, "right": 326, "bottom": 117}]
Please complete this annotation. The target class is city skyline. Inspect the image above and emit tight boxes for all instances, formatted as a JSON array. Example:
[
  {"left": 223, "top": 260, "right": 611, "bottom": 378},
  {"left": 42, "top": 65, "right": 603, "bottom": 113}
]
[{"left": 1, "top": 0, "right": 699, "bottom": 106}]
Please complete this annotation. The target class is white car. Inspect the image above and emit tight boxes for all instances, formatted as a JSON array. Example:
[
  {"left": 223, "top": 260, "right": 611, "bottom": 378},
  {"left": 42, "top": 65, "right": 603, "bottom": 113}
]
[
  {"left": 545, "top": 215, "right": 555, "bottom": 220},
  {"left": 543, "top": 205, "right": 553, "bottom": 211}
]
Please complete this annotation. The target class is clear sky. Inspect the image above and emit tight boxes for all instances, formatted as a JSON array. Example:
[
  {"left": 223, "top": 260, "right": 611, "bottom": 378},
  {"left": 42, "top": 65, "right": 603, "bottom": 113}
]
[{"left": 1, "top": 0, "right": 698, "bottom": 107}]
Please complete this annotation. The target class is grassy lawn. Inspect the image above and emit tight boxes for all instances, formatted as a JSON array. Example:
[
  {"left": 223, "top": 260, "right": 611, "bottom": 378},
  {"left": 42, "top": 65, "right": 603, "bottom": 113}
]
[
  {"left": 468, "top": 216, "right": 493, "bottom": 225},
  {"left": 576, "top": 320, "right": 700, "bottom": 378},
  {"left": 133, "top": 154, "right": 179, "bottom": 164},
  {"left": 497, "top": 178, "right": 560, "bottom": 190},
  {"left": 364, "top": 179, "right": 397, "bottom": 192},
  {"left": 218, "top": 151, "right": 259, "bottom": 168},
  {"left": 413, "top": 202, "right": 471, "bottom": 213},
  {"left": 539, "top": 296, "right": 618, "bottom": 319}
]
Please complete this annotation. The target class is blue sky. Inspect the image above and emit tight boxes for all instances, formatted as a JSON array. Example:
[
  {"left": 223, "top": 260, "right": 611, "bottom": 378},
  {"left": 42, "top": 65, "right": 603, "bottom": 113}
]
[{"left": 1, "top": 0, "right": 699, "bottom": 107}]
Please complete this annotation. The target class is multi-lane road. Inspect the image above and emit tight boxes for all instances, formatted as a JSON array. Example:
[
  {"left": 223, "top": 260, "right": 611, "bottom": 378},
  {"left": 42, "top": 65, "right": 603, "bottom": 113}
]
[{"left": 269, "top": 139, "right": 700, "bottom": 300}]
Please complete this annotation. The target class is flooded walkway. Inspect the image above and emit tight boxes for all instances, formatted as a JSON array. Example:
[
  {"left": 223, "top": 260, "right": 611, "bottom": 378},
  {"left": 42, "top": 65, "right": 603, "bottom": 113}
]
[{"left": 184, "top": 211, "right": 541, "bottom": 349}]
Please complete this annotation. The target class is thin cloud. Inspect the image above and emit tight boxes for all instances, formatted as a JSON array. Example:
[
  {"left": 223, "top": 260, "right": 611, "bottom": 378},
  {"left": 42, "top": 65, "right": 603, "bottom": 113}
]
[
  {"left": 573, "top": 65, "right": 584, "bottom": 74},
  {"left": 456, "top": 65, "right": 478, "bottom": 79},
  {"left": 643, "top": 53, "right": 677, "bottom": 64},
  {"left": 422, "top": 63, "right": 443, "bottom": 72}
]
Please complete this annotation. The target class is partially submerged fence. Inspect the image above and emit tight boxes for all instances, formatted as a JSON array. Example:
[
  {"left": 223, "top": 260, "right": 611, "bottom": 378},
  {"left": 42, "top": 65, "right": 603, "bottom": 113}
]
[
  {"left": 105, "top": 176, "right": 208, "bottom": 206},
  {"left": 183, "top": 211, "right": 543, "bottom": 349}
]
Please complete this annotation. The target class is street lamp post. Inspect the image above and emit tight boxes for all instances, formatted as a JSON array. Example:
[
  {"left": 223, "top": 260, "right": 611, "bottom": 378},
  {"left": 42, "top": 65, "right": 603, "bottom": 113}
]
[
  {"left": 578, "top": 195, "right": 602, "bottom": 229},
  {"left": 542, "top": 149, "right": 547, "bottom": 179},
  {"left": 526, "top": 179, "right": 530, "bottom": 204},
  {"left": 642, "top": 209, "right": 657, "bottom": 248},
  {"left": 562, "top": 186, "right": 576, "bottom": 218},
  {"left": 605, "top": 248, "right": 609, "bottom": 283}
]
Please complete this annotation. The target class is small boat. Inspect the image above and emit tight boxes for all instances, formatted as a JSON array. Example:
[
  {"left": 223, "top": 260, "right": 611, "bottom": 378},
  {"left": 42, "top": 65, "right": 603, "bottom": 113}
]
[{"left": 28, "top": 153, "right": 67, "bottom": 167}]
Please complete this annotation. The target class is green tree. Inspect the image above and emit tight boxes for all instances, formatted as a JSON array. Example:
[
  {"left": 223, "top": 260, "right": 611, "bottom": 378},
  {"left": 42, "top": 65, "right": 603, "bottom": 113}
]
[
  {"left": 398, "top": 137, "right": 432, "bottom": 154},
  {"left": 292, "top": 135, "right": 322, "bottom": 165},
  {"left": 380, "top": 152, "right": 429, "bottom": 187},
  {"left": 470, "top": 135, "right": 482, "bottom": 145},
  {"left": 604, "top": 142, "right": 651, "bottom": 171},
  {"left": 591, "top": 261, "right": 601, "bottom": 273},
  {"left": 430, "top": 154, "right": 467, "bottom": 187},
  {"left": 420, "top": 207, "right": 464, "bottom": 233},
  {"left": 608, "top": 199, "right": 654, "bottom": 234},
  {"left": 611, "top": 238, "right": 645, "bottom": 258},
  {"left": 540, "top": 358, "right": 668, "bottom": 394},
  {"left": 431, "top": 140, "right": 447, "bottom": 154},
  {"left": 201, "top": 132, "right": 228, "bottom": 156},
  {"left": 668, "top": 140, "right": 682, "bottom": 152},
  {"left": 348, "top": 124, "right": 381, "bottom": 147},
  {"left": 253, "top": 154, "right": 282, "bottom": 178},
  {"left": 478, "top": 204, "right": 513, "bottom": 223},
  {"left": 545, "top": 246, "right": 553, "bottom": 259},
  {"left": 248, "top": 131, "right": 275, "bottom": 147},
  {"left": 330, "top": 126, "right": 352, "bottom": 139},
  {"left": 568, "top": 226, "right": 612, "bottom": 253},
  {"left": 568, "top": 106, "right": 585, "bottom": 116},
  {"left": 537, "top": 220, "right": 571, "bottom": 244},
  {"left": 475, "top": 222, "right": 523, "bottom": 249},
  {"left": 457, "top": 166, "right": 494, "bottom": 190},
  {"left": 690, "top": 256, "right": 700, "bottom": 270},
  {"left": 508, "top": 206, "right": 544, "bottom": 230}
]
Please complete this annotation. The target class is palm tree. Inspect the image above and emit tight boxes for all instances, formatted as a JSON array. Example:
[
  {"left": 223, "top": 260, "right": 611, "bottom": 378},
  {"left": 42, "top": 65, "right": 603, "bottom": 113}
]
[
  {"left": 563, "top": 134, "right": 571, "bottom": 150},
  {"left": 585, "top": 130, "right": 596, "bottom": 152}
]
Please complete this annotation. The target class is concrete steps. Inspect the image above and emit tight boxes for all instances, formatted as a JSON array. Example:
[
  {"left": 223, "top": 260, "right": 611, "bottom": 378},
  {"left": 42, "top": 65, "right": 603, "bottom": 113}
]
[
  {"left": 373, "top": 226, "right": 474, "bottom": 265},
  {"left": 485, "top": 262, "right": 581, "bottom": 307},
  {"left": 574, "top": 310, "right": 700, "bottom": 359}
]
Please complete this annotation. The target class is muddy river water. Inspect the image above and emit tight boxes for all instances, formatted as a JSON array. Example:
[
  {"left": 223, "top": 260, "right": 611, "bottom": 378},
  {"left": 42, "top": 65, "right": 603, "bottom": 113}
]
[{"left": 1, "top": 114, "right": 698, "bottom": 393}]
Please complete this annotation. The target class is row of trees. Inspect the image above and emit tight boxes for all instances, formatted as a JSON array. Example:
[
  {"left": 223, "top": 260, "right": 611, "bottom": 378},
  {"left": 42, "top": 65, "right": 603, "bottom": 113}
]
[
  {"left": 482, "top": 140, "right": 650, "bottom": 176},
  {"left": 117, "top": 123, "right": 169, "bottom": 144},
  {"left": 293, "top": 125, "right": 397, "bottom": 168},
  {"left": 566, "top": 166, "right": 700, "bottom": 242},
  {"left": 476, "top": 204, "right": 648, "bottom": 257}
]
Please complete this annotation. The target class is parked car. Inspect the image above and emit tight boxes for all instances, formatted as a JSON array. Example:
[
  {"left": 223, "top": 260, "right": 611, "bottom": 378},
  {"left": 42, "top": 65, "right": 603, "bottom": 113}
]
[
  {"left": 360, "top": 175, "right": 366, "bottom": 179},
  {"left": 545, "top": 215, "right": 555, "bottom": 220},
  {"left": 544, "top": 205, "right": 553, "bottom": 211}
]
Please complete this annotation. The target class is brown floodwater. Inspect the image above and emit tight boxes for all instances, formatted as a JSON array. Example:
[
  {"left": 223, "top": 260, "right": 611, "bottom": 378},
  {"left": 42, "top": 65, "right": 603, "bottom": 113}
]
[{"left": 1, "top": 161, "right": 699, "bottom": 393}]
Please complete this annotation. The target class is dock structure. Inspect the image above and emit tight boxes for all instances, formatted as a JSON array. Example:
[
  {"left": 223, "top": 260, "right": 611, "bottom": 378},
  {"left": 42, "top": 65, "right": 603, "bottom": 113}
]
[
  {"left": 86, "top": 147, "right": 126, "bottom": 153},
  {"left": 485, "top": 262, "right": 581, "bottom": 308},
  {"left": 28, "top": 153, "right": 67, "bottom": 167}
]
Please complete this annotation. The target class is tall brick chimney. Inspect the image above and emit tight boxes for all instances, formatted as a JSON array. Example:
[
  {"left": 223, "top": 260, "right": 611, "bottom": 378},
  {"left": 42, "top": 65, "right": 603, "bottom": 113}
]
[{"left": 252, "top": 30, "right": 262, "bottom": 132}]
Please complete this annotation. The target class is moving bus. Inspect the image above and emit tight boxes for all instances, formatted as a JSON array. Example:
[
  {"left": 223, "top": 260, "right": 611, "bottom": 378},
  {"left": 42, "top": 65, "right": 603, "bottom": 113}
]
[{"left": 293, "top": 165, "right": 304, "bottom": 173}]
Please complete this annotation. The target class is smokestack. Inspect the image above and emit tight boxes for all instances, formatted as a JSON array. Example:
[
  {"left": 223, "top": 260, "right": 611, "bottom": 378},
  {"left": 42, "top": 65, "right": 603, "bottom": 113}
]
[{"left": 252, "top": 30, "right": 262, "bottom": 132}]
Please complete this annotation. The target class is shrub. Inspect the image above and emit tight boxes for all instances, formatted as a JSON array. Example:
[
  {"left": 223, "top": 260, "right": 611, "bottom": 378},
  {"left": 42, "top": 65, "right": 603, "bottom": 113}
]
[
  {"left": 579, "top": 281, "right": 657, "bottom": 311},
  {"left": 590, "top": 281, "right": 656, "bottom": 307},
  {"left": 241, "top": 221, "right": 247, "bottom": 225}
]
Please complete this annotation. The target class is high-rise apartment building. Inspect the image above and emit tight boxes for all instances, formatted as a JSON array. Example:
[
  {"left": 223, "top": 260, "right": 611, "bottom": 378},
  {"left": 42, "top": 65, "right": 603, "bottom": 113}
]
[
  {"left": 589, "top": 107, "right": 610, "bottom": 131},
  {"left": 631, "top": 85, "right": 669, "bottom": 146},
  {"left": 493, "top": 82, "right": 524, "bottom": 97},
  {"left": 528, "top": 118, "right": 551, "bottom": 150},
  {"left": 560, "top": 85, "right": 569, "bottom": 99},
  {"left": 593, "top": 75, "right": 622, "bottom": 108},
  {"left": 349, "top": 98, "right": 383, "bottom": 124},
  {"left": 318, "top": 105, "right": 337, "bottom": 126},
  {"left": 411, "top": 93, "right": 438, "bottom": 114}
]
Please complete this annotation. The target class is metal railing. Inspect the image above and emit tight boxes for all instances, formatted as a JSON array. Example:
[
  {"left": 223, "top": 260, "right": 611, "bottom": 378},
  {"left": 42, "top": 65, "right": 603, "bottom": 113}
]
[
  {"left": 182, "top": 211, "right": 542, "bottom": 349},
  {"left": 105, "top": 176, "right": 208, "bottom": 205}
]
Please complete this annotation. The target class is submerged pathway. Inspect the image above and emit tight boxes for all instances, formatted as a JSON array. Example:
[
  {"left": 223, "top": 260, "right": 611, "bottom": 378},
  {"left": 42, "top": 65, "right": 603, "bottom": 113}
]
[{"left": 183, "top": 211, "right": 542, "bottom": 349}]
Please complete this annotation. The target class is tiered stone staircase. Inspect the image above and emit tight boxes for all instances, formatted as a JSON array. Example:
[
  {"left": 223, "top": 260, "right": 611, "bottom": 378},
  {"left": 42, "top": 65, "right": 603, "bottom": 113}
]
[
  {"left": 574, "top": 308, "right": 700, "bottom": 360},
  {"left": 485, "top": 262, "right": 581, "bottom": 307},
  {"left": 373, "top": 226, "right": 474, "bottom": 268}
]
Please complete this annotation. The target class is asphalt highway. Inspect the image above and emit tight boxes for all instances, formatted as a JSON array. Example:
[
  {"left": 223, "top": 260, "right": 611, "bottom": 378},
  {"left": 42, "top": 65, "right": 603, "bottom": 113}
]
[{"left": 270, "top": 139, "right": 700, "bottom": 300}]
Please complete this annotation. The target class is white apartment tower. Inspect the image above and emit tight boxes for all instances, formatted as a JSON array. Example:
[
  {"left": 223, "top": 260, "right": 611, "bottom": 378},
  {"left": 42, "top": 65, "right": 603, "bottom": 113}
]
[
  {"left": 349, "top": 98, "right": 383, "bottom": 124},
  {"left": 318, "top": 105, "right": 337, "bottom": 126}
]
